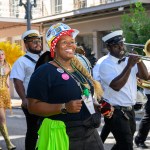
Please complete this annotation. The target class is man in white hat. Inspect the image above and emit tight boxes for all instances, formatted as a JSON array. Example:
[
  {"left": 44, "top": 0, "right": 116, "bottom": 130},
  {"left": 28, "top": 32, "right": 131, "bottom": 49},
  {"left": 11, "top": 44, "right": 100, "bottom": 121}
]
[
  {"left": 93, "top": 30, "right": 148, "bottom": 150},
  {"left": 10, "top": 29, "right": 43, "bottom": 150}
]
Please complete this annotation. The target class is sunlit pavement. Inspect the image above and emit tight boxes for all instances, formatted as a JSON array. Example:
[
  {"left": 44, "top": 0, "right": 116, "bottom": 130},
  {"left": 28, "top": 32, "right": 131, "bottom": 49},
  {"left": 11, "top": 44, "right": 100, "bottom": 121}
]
[
  {"left": 0, "top": 99, "right": 149, "bottom": 150},
  {"left": 1, "top": 108, "right": 25, "bottom": 150}
]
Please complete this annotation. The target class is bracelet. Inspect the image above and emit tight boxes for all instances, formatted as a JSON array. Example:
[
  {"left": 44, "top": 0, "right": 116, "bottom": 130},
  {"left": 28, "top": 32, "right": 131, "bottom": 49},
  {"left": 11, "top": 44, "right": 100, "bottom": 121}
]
[{"left": 60, "top": 103, "right": 67, "bottom": 114}]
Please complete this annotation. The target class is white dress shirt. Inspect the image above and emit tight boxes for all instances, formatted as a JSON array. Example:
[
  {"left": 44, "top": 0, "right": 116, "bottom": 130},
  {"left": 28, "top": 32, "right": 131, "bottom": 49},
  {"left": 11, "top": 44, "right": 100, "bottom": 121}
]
[
  {"left": 10, "top": 52, "right": 40, "bottom": 95},
  {"left": 93, "top": 53, "right": 138, "bottom": 106}
]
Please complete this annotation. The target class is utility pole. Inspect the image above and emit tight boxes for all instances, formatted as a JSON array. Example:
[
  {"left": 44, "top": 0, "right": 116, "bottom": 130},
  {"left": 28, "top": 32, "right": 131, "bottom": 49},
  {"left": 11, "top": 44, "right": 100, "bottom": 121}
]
[{"left": 19, "top": 0, "right": 37, "bottom": 30}]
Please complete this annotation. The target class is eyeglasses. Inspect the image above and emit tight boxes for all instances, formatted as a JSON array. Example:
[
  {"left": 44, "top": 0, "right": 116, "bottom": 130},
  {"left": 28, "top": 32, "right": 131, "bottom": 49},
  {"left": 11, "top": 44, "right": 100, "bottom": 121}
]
[{"left": 27, "top": 39, "right": 42, "bottom": 45}]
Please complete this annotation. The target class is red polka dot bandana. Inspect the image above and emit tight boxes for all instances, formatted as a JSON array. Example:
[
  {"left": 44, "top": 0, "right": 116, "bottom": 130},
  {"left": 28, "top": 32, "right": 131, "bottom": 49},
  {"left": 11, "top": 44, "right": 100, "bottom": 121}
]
[{"left": 46, "top": 23, "right": 79, "bottom": 58}]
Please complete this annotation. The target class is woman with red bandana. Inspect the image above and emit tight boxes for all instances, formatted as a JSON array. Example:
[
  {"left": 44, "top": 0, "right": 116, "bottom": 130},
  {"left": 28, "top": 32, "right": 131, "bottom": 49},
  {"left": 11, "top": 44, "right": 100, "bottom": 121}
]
[{"left": 27, "top": 23, "right": 104, "bottom": 150}]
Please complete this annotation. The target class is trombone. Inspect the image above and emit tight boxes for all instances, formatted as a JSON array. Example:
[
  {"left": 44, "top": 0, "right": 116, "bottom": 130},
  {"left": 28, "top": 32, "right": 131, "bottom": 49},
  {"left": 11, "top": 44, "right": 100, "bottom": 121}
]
[
  {"left": 124, "top": 41, "right": 150, "bottom": 89},
  {"left": 125, "top": 52, "right": 150, "bottom": 61},
  {"left": 124, "top": 43, "right": 144, "bottom": 49},
  {"left": 124, "top": 42, "right": 150, "bottom": 61}
]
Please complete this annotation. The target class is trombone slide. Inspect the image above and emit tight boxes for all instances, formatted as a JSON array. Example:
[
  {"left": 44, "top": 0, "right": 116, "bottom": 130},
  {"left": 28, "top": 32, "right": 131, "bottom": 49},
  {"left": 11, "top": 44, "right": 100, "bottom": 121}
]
[
  {"left": 124, "top": 43, "right": 144, "bottom": 48},
  {"left": 125, "top": 53, "right": 150, "bottom": 61}
]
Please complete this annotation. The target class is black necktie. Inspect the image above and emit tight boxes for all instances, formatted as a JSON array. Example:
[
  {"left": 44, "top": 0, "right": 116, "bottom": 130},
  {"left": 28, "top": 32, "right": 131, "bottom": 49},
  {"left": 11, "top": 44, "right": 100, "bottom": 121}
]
[{"left": 118, "top": 57, "right": 126, "bottom": 64}]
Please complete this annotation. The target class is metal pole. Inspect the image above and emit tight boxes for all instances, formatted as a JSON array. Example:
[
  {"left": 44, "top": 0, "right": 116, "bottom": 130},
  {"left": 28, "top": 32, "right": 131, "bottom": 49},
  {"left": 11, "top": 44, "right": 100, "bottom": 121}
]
[
  {"left": 27, "top": 0, "right": 31, "bottom": 30},
  {"left": 19, "top": 0, "right": 37, "bottom": 31}
]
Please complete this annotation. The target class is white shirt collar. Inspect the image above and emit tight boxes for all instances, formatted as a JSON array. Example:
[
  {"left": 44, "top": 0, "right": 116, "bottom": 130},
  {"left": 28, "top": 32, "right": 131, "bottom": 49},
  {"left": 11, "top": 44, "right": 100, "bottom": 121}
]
[
  {"left": 108, "top": 53, "right": 120, "bottom": 64},
  {"left": 26, "top": 51, "right": 41, "bottom": 60}
]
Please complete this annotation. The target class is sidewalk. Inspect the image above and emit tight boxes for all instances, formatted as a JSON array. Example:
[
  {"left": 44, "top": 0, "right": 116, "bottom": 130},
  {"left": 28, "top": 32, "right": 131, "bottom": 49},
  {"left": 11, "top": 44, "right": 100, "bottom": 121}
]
[{"left": 11, "top": 99, "right": 22, "bottom": 108}]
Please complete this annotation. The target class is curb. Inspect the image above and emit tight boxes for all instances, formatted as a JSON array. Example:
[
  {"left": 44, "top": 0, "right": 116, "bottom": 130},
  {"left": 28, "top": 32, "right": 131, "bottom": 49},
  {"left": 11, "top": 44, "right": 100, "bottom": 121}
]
[{"left": 12, "top": 106, "right": 22, "bottom": 109}]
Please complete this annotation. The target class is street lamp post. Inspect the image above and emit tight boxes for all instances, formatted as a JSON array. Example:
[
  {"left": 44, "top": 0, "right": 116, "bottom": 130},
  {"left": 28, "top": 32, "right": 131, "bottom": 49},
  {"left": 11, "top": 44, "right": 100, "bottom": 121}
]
[{"left": 19, "top": 0, "right": 37, "bottom": 30}]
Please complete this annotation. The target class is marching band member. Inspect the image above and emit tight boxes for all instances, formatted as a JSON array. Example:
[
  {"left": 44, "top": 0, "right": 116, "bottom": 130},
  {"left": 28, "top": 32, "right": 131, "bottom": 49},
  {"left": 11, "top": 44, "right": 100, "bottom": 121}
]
[
  {"left": 10, "top": 30, "right": 43, "bottom": 150},
  {"left": 93, "top": 30, "right": 148, "bottom": 150}
]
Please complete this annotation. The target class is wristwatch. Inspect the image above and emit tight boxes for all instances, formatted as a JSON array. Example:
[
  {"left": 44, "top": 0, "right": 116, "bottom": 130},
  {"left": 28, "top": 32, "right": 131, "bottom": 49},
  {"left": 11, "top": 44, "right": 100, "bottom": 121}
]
[{"left": 61, "top": 103, "right": 67, "bottom": 114}]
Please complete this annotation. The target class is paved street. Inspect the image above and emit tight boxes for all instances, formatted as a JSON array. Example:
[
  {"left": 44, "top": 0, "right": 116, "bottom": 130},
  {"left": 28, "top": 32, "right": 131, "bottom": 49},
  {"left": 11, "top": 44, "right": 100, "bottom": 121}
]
[
  {"left": 0, "top": 99, "right": 149, "bottom": 150},
  {"left": 99, "top": 111, "right": 150, "bottom": 150},
  {"left": 0, "top": 105, "right": 25, "bottom": 150}
]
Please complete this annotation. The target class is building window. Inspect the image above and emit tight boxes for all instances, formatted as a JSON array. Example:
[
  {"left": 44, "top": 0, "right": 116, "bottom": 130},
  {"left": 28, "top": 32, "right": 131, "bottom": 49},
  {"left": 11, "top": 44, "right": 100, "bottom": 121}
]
[
  {"left": 14, "top": 40, "right": 22, "bottom": 46},
  {"left": 55, "top": 0, "right": 62, "bottom": 14},
  {"left": 74, "top": 0, "right": 86, "bottom": 9}
]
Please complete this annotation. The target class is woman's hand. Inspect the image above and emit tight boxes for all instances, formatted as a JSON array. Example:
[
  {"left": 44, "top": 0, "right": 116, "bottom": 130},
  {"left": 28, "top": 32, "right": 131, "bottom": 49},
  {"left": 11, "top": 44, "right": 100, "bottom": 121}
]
[
  {"left": 104, "top": 106, "right": 114, "bottom": 118},
  {"left": 97, "top": 100, "right": 114, "bottom": 119},
  {"left": 65, "top": 99, "right": 83, "bottom": 113}
]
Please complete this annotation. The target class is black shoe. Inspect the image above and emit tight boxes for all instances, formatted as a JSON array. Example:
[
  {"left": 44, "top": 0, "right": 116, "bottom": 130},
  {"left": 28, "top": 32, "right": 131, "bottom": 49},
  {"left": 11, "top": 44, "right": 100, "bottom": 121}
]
[
  {"left": 137, "top": 143, "right": 149, "bottom": 149},
  {"left": 135, "top": 137, "right": 149, "bottom": 149}
]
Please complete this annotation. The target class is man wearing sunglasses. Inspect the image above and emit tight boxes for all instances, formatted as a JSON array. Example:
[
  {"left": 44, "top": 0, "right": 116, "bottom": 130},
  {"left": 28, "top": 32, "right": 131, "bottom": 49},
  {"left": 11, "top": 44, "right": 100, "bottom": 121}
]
[{"left": 10, "top": 30, "right": 43, "bottom": 150}]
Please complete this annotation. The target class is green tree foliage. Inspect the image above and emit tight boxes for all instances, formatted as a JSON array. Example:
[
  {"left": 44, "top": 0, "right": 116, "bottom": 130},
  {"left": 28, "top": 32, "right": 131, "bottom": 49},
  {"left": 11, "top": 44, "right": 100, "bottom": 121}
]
[{"left": 121, "top": 2, "right": 150, "bottom": 54}]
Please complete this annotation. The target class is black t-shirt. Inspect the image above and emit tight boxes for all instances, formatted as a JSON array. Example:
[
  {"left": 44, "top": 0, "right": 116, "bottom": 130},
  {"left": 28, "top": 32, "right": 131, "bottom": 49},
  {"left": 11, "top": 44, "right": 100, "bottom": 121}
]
[{"left": 27, "top": 63, "right": 93, "bottom": 122}]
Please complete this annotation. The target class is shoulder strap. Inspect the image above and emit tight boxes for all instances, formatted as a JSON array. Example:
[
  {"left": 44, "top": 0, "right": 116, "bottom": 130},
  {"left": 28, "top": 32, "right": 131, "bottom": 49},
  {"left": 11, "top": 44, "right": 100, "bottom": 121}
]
[{"left": 24, "top": 55, "right": 37, "bottom": 64}]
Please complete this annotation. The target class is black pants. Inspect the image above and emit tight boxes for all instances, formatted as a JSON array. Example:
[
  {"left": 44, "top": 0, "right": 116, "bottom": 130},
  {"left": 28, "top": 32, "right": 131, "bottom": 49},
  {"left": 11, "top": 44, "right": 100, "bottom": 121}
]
[
  {"left": 100, "top": 121, "right": 111, "bottom": 143},
  {"left": 22, "top": 106, "right": 39, "bottom": 150},
  {"left": 136, "top": 94, "right": 150, "bottom": 142},
  {"left": 104, "top": 108, "right": 136, "bottom": 150}
]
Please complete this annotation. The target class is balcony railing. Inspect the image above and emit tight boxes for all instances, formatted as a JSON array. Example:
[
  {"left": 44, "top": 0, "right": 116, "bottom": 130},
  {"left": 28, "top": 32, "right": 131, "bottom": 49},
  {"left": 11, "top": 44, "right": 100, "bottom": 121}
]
[
  {"left": 32, "top": 0, "right": 126, "bottom": 18},
  {"left": 0, "top": 0, "right": 131, "bottom": 19}
]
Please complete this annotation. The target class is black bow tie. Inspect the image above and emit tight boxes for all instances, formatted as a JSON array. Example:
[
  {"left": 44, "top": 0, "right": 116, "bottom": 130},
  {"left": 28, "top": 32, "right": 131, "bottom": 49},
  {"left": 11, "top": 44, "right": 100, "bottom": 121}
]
[{"left": 118, "top": 57, "right": 126, "bottom": 64}]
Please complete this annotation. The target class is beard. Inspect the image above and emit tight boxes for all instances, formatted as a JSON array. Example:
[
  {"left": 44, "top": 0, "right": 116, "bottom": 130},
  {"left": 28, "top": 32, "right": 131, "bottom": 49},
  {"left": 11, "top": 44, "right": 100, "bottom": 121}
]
[{"left": 28, "top": 47, "right": 42, "bottom": 54}]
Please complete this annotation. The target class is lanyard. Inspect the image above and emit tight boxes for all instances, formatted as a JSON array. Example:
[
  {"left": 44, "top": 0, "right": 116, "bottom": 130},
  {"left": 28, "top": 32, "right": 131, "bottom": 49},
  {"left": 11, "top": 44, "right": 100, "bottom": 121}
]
[{"left": 54, "top": 59, "right": 90, "bottom": 97}]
